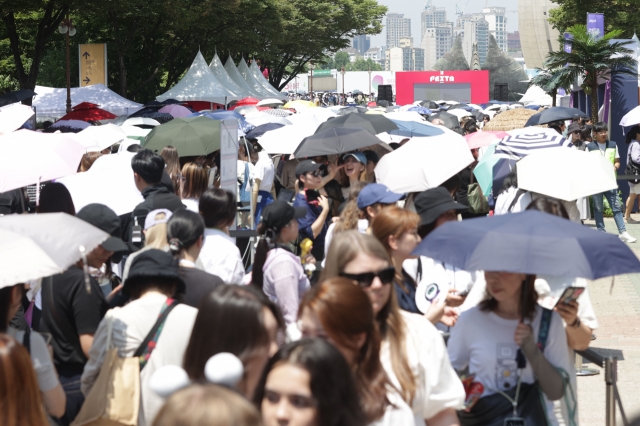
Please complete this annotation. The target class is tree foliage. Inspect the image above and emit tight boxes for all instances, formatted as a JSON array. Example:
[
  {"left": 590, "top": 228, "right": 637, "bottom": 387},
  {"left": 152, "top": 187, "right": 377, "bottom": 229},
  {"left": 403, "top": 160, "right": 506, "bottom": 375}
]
[
  {"left": 482, "top": 35, "right": 528, "bottom": 101},
  {"left": 528, "top": 67, "right": 572, "bottom": 107},
  {"left": 0, "top": 0, "right": 386, "bottom": 102},
  {"left": 345, "top": 58, "right": 382, "bottom": 71},
  {"left": 544, "top": 25, "right": 637, "bottom": 122},
  {"left": 433, "top": 35, "right": 469, "bottom": 71},
  {"left": 548, "top": 0, "right": 639, "bottom": 38}
]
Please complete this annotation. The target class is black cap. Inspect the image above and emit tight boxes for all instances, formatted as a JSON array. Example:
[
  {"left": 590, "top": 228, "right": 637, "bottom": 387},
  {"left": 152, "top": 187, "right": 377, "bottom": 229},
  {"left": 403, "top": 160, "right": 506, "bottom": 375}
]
[
  {"left": 414, "top": 187, "right": 468, "bottom": 226},
  {"left": 124, "top": 249, "right": 185, "bottom": 294},
  {"left": 76, "top": 204, "right": 129, "bottom": 253},
  {"left": 295, "top": 160, "right": 322, "bottom": 178},
  {"left": 260, "top": 201, "right": 307, "bottom": 233}
]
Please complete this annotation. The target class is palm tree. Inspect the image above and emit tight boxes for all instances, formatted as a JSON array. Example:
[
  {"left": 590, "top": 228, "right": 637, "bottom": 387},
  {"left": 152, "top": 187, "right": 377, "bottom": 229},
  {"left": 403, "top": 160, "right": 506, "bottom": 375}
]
[
  {"left": 528, "top": 67, "right": 572, "bottom": 107},
  {"left": 544, "top": 25, "right": 637, "bottom": 122}
]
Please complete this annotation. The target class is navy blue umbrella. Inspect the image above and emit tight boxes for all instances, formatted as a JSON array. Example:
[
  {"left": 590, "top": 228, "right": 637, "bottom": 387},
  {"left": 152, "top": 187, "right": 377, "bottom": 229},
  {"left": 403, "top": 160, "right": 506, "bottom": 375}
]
[
  {"left": 245, "top": 123, "right": 284, "bottom": 139},
  {"left": 491, "top": 158, "right": 516, "bottom": 197},
  {"left": 412, "top": 210, "right": 640, "bottom": 279},
  {"left": 525, "top": 107, "right": 589, "bottom": 126}
]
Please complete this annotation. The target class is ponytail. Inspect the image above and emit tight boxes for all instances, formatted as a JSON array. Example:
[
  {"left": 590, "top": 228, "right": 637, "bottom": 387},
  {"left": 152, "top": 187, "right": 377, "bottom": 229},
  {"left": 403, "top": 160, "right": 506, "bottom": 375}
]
[
  {"left": 166, "top": 210, "right": 205, "bottom": 259},
  {"left": 251, "top": 222, "right": 279, "bottom": 290}
]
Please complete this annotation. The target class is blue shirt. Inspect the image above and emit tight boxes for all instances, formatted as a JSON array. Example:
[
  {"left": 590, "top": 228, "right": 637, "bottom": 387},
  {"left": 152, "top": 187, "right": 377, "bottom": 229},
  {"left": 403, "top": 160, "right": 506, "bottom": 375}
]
[
  {"left": 293, "top": 193, "right": 327, "bottom": 259},
  {"left": 394, "top": 272, "right": 420, "bottom": 314}
]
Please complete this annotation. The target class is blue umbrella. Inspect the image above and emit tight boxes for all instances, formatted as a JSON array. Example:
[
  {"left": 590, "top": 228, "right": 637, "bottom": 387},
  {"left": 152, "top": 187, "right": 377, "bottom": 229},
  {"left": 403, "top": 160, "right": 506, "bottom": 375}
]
[
  {"left": 492, "top": 158, "right": 517, "bottom": 197},
  {"left": 388, "top": 120, "right": 445, "bottom": 138},
  {"left": 525, "top": 107, "right": 589, "bottom": 126},
  {"left": 189, "top": 110, "right": 255, "bottom": 134},
  {"left": 412, "top": 210, "right": 640, "bottom": 279},
  {"left": 406, "top": 105, "right": 432, "bottom": 115},
  {"left": 245, "top": 123, "right": 284, "bottom": 139}
]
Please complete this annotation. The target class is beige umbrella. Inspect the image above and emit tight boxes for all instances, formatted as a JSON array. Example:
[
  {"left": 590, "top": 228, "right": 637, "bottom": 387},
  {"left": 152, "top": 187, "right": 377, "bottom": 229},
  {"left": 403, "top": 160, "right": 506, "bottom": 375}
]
[{"left": 483, "top": 108, "right": 545, "bottom": 132}]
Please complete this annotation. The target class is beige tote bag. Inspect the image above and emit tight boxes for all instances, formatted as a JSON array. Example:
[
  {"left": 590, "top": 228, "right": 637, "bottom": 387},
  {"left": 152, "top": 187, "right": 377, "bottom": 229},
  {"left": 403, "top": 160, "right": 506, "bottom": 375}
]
[{"left": 71, "top": 314, "right": 140, "bottom": 426}]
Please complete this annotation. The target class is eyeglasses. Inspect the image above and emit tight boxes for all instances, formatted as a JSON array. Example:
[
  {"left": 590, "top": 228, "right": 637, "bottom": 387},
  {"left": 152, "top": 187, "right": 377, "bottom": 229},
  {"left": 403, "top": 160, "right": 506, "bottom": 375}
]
[
  {"left": 307, "top": 170, "right": 323, "bottom": 177},
  {"left": 340, "top": 266, "right": 395, "bottom": 288}
]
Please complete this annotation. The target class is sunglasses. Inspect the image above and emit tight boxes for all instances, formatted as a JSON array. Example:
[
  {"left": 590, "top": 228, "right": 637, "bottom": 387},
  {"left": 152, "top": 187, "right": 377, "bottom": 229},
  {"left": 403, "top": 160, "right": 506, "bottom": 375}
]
[
  {"left": 340, "top": 266, "right": 395, "bottom": 288},
  {"left": 307, "top": 170, "right": 323, "bottom": 177}
]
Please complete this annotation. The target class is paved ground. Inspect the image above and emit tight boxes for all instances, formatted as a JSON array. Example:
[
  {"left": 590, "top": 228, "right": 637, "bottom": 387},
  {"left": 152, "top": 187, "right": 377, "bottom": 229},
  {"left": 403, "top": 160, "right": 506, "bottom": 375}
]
[{"left": 578, "top": 217, "right": 640, "bottom": 425}]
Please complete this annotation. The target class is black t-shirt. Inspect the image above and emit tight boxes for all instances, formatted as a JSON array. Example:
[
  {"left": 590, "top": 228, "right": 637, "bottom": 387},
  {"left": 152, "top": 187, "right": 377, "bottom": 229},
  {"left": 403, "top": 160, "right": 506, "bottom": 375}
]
[
  {"left": 39, "top": 267, "right": 108, "bottom": 375},
  {"left": 0, "top": 188, "right": 26, "bottom": 215},
  {"left": 178, "top": 267, "right": 224, "bottom": 308}
]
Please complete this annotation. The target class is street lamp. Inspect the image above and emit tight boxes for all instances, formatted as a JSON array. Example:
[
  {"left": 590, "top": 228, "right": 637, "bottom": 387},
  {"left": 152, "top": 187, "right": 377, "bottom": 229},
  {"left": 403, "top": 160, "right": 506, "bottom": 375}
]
[
  {"left": 368, "top": 67, "right": 372, "bottom": 103},
  {"left": 309, "top": 60, "right": 314, "bottom": 100},
  {"left": 341, "top": 66, "right": 345, "bottom": 106},
  {"left": 58, "top": 14, "right": 76, "bottom": 113}
]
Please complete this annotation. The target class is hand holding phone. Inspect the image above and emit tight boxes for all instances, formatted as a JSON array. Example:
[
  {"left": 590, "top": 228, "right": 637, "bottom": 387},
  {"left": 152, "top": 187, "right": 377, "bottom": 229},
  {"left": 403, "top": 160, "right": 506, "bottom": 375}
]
[{"left": 554, "top": 287, "right": 585, "bottom": 308}]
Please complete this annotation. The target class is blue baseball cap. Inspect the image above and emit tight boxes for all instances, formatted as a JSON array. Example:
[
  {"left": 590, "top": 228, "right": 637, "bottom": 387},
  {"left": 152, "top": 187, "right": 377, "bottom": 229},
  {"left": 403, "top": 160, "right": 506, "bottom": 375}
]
[
  {"left": 342, "top": 152, "right": 367, "bottom": 165},
  {"left": 357, "top": 184, "right": 404, "bottom": 209}
]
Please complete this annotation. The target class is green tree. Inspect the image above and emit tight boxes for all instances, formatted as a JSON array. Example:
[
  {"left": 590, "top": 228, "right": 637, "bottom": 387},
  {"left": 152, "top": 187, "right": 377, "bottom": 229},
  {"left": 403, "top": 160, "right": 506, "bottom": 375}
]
[
  {"left": 333, "top": 51, "right": 350, "bottom": 70},
  {"left": 548, "top": 0, "right": 639, "bottom": 38},
  {"left": 544, "top": 25, "right": 637, "bottom": 122},
  {"left": 433, "top": 35, "right": 469, "bottom": 71},
  {"left": 528, "top": 67, "right": 572, "bottom": 107},
  {"left": 345, "top": 57, "right": 382, "bottom": 71},
  {"left": 482, "top": 35, "right": 527, "bottom": 101}
]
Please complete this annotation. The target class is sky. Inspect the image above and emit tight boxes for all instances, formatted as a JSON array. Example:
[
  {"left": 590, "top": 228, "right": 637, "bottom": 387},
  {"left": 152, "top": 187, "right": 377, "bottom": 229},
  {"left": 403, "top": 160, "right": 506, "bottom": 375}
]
[{"left": 369, "top": 0, "right": 520, "bottom": 47}]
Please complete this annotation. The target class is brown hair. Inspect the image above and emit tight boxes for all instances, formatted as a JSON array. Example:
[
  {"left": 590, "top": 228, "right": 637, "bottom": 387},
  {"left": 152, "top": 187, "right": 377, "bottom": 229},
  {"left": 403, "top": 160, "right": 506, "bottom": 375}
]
[
  {"left": 180, "top": 162, "right": 208, "bottom": 199},
  {"left": 480, "top": 275, "right": 539, "bottom": 321},
  {"left": 78, "top": 151, "right": 102, "bottom": 172},
  {"left": 299, "top": 278, "right": 391, "bottom": 423},
  {"left": 160, "top": 146, "right": 181, "bottom": 196},
  {"left": 321, "top": 231, "right": 416, "bottom": 404},
  {"left": 153, "top": 383, "right": 262, "bottom": 426},
  {"left": 333, "top": 181, "right": 368, "bottom": 233},
  {"left": 0, "top": 334, "right": 48, "bottom": 426},
  {"left": 370, "top": 206, "right": 420, "bottom": 291}
]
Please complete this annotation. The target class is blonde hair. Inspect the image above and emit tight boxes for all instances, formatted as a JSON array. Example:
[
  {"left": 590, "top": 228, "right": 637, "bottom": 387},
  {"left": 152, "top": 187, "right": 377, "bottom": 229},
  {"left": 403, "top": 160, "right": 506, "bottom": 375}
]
[
  {"left": 144, "top": 212, "right": 169, "bottom": 249},
  {"left": 333, "top": 181, "right": 368, "bottom": 233},
  {"left": 321, "top": 231, "right": 416, "bottom": 404},
  {"left": 152, "top": 384, "right": 262, "bottom": 426},
  {"left": 181, "top": 162, "right": 208, "bottom": 199}
]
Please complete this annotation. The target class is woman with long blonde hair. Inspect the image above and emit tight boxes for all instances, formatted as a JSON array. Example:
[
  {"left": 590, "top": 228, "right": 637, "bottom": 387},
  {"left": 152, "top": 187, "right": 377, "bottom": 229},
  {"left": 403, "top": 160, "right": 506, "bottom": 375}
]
[
  {"left": 160, "top": 146, "right": 181, "bottom": 196},
  {"left": 322, "top": 231, "right": 464, "bottom": 426}
]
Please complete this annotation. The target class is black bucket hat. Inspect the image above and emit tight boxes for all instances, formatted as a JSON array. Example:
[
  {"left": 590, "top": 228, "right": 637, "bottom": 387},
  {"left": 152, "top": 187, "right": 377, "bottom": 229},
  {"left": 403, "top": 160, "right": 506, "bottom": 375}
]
[
  {"left": 260, "top": 200, "right": 306, "bottom": 234},
  {"left": 76, "top": 204, "right": 129, "bottom": 253},
  {"left": 414, "top": 187, "right": 468, "bottom": 226},
  {"left": 124, "top": 249, "right": 185, "bottom": 294}
]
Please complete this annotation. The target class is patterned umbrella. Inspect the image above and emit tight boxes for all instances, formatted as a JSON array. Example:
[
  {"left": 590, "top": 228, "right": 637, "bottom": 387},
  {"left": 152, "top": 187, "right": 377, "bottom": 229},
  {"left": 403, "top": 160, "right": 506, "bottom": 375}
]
[
  {"left": 158, "top": 104, "right": 193, "bottom": 118},
  {"left": 264, "top": 108, "right": 293, "bottom": 117},
  {"left": 44, "top": 119, "right": 91, "bottom": 133},
  {"left": 495, "top": 131, "right": 572, "bottom": 159}
]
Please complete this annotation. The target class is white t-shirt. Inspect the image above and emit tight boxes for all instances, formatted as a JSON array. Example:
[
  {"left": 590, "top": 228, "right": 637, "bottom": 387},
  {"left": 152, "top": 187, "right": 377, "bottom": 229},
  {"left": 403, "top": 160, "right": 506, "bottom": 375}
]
[
  {"left": 198, "top": 228, "right": 245, "bottom": 284},
  {"left": 494, "top": 187, "right": 533, "bottom": 215},
  {"left": 403, "top": 256, "right": 485, "bottom": 331},
  {"left": 181, "top": 198, "right": 199, "bottom": 213},
  {"left": 380, "top": 310, "right": 465, "bottom": 424},
  {"left": 8, "top": 328, "right": 59, "bottom": 392},
  {"left": 370, "top": 389, "right": 417, "bottom": 426},
  {"left": 447, "top": 305, "right": 572, "bottom": 426},
  {"left": 250, "top": 151, "right": 275, "bottom": 192}
]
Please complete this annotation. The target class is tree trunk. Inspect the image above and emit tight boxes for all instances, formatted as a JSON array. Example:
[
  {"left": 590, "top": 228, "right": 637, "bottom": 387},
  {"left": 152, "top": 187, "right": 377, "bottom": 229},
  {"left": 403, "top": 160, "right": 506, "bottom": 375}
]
[
  {"left": 590, "top": 84, "right": 599, "bottom": 124},
  {"left": 552, "top": 88, "right": 557, "bottom": 107}
]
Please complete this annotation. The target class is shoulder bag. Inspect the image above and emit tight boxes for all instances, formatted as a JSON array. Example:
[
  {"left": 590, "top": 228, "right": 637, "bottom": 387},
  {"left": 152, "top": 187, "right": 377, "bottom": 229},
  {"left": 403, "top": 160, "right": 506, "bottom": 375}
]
[
  {"left": 467, "top": 169, "right": 490, "bottom": 214},
  {"left": 625, "top": 144, "right": 640, "bottom": 184},
  {"left": 457, "top": 309, "right": 553, "bottom": 426},
  {"left": 71, "top": 299, "right": 178, "bottom": 426}
]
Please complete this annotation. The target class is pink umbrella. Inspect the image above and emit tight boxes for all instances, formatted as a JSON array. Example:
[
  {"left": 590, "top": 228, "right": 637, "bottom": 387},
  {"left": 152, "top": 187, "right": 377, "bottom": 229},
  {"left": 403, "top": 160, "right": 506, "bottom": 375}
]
[
  {"left": 158, "top": 104, "right": 192, "bottom": 118},
  {"left": 464, "top": 131, "right": 508, "bottom": 149}
]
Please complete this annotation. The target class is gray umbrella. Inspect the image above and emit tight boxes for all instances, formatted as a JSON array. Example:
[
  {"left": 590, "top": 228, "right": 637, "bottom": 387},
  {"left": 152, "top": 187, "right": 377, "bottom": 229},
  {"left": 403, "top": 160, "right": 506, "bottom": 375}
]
[{"left": 293, "top": 127, "right": 382, "bottom": 158}]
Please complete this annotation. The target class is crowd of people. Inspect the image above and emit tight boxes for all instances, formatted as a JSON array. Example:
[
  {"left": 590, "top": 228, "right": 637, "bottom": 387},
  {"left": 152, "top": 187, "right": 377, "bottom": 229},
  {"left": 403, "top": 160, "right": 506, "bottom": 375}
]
[{"left": 4, "top": 99, "right": 634, "bottom": 426}]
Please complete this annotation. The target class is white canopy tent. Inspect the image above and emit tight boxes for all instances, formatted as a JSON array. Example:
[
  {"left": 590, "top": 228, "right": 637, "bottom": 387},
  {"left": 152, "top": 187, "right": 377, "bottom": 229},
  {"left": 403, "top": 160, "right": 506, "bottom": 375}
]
[
  {"left": 224, "top": 57, "right": 263, "bottom": 99},
  {"left": 33, "top": 84, "right": 142, "bottom": 121},
  {"left": 209, "top": 53, "right": 250, "bottom": 99},
  {"left": 249, "top": 61, "right": 287, "bottom": 98},
  {"left": 236, "top": 57, "right": 278, "bottom": 99},
  {"left": 517, "top": 85, "right": 555, "bottom": 106},
  {"left": 157, "top": 51, "right": 239, "bottom": 104}
]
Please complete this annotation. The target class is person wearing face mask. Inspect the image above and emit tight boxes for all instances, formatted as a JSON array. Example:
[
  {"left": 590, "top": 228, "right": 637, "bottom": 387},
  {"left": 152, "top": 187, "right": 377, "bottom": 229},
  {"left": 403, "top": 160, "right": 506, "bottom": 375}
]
[
  {"left": 255, "top": 339, "right": 367, "bottom": 426},
  {"left": 39, "top": 204, "right": 129, "bottom": 425},
  {"left": 322, "top": 231, "right": 465, "bottom": 426},
  {"left": 298, "top": 278, "right": 416, "bottom": 425},
  {"left": 293, "top": 160, "right": 331, "bottom": 261}
]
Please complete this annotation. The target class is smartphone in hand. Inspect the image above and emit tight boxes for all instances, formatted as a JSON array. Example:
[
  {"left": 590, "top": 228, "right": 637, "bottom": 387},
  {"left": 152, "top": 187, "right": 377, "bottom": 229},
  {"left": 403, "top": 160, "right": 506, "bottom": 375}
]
[{"left": 554, "top": 287, "right": 585, "bottom": 307}]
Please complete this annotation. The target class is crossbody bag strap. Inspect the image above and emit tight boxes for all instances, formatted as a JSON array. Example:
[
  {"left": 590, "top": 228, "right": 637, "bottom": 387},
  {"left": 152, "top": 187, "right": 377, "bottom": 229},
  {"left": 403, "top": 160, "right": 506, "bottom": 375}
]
[
  {"left": 22, "top": 327, "right": 31, "bottom": 354},
  {"left": 507, "top": 189, "right": 526, "bottom": 212},
  {"left": 134, "top": 299, "right": 179, "bottom": 370},
  {"left": 537, "top": 308, "right": 553, "bottom": 352}
]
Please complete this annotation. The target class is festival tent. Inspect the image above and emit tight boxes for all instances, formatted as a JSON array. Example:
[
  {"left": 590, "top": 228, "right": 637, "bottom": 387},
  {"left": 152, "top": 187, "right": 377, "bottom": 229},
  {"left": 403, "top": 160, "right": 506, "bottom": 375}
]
[
  {"left": 209, "top": 53, "right": 251, "bottom": 99},
  {"left": 249, "top": 61, "right": 287, "bottom": 98},
  {"left": 236, "top": 57, "right": 278, "bottom": 98},
  {"left": 156, "top": 51, "right": 239, "bottom": 104},
  {"left": 224, "top": 57, "right": 264, "bottom": 99},
  {"left": 33, "top": 84, "right": 142, "bottom": 121}
]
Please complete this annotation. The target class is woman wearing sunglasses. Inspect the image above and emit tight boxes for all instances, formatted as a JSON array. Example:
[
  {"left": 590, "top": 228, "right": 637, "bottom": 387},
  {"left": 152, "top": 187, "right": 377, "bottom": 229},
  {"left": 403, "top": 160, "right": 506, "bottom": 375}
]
[
  {"left": 298, "top": 278, "right": 414, "bottom": 425},
  {"left": 323, "top": 231, "right": 465, "bottom": 426}
]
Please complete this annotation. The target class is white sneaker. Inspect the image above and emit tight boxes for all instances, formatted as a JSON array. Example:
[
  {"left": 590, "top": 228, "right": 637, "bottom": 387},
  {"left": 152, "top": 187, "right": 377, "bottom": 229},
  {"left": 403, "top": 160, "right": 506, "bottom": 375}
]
[{"left": 620, "top": 232, "right": 637, "bottom": 243}]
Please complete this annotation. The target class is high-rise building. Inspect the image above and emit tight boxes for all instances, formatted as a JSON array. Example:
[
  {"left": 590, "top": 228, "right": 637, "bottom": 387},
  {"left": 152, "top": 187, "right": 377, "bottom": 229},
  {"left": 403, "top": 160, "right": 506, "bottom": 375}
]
[
  {"left": 386, "top": 13, "right": 411, "bottom": 49},
  {"left": 483, "top": 7, "right": 508, "bottom": 52},
  {"left": 386, "top": 38, "right": 425, "bottom": 71},
  {"left": 462, "top": 16, "right": 489, "bottom": 66},
  {"left": 364, "top": 46, "right": 385, "bottom": 68},
  {"left": 352, "top": 35, "right": 371, "bottom": 56},
  {"left": 421, "top": 5, "right": 447, "bottom": 41},
  {"left": 518, "top": 0, "right": 561, "bottom": 68},
  {"left": 455, "top": 14, "right": 476, "bottom": 37}
]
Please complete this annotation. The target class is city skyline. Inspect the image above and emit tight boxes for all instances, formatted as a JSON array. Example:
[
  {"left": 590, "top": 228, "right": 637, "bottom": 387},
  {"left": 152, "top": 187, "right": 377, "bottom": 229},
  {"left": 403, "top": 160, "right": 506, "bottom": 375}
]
[{"left": 370, "top": 0, "right": 519, "bottom": 48}]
